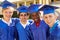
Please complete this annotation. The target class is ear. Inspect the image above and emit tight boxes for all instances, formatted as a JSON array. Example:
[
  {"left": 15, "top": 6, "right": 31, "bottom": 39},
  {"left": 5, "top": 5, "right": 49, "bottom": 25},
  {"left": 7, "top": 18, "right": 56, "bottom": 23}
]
[
  {"left": 54, "top": 11, "right": 59, "bottom": 19},
  {"left": 55, "top": 14, "right": 58, "bottom": 19}
]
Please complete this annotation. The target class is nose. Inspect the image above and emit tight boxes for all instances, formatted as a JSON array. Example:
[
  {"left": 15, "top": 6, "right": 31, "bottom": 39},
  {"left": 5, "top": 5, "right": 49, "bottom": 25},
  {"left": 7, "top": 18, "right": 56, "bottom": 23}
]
[
  {"left": 47, "top": 17, "right": 51, "bottom": 23},
  {"left": 47, "top": 17, "right": 50, "bottom": 21}
]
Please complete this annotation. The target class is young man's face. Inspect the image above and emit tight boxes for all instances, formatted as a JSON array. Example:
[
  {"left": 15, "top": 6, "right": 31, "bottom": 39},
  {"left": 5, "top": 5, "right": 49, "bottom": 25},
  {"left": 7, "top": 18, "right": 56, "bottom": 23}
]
[
  {"left": 2, "top": 8, "right": 14, "bottom": 19},
  {"left": 19, "top": 12, "right": 29, "bottom": 22},
  {"left": 31, "top": 12, "right": 40, "bottom": 22},
  {"left": 43, "top": 13, "right": 57, "bottom": 27}
]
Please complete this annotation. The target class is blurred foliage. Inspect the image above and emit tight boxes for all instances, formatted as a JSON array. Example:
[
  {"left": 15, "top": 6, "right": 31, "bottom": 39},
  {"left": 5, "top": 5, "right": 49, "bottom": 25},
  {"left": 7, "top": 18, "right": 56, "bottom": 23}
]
[
  {"left": 0, "top": 15, "right": 3, "bottom": 18},
  {"left": 12, "top": 11, "right": 18, "bottom": 18}
]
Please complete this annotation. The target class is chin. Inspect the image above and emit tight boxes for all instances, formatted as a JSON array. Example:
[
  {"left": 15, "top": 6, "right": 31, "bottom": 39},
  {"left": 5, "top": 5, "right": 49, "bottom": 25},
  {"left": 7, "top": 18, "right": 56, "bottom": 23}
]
[
  {"left": 45, "top": 22, "right": 49, "bottom": 25},
  {"left": 47, "top": 23, "right": 51, "bottom": 25}
]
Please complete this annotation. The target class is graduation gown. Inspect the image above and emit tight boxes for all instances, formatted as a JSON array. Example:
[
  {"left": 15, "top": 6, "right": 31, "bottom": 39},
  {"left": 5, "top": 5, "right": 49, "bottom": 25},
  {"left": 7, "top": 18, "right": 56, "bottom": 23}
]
[
  {"left": 16, "top": 20, "right": 33, "bottom": 40},
  {"left": 0, "top": 18, "right": 17, "bottom": 40},
  {"left": 48, "top": 20, "right": 60, "bottom": 40},
  {"left": 30, "top": 20, "right": 49, "bottom": 40}
]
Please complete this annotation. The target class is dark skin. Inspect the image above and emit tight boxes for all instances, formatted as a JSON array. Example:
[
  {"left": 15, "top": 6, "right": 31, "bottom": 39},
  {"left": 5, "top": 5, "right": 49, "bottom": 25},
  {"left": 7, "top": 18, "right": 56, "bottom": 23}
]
[
  {"left": 31, "top": 12, "right": 41, "bottom": 27},
  {"left": 31, "top": 12, "right": 40, "bottom": 22}
]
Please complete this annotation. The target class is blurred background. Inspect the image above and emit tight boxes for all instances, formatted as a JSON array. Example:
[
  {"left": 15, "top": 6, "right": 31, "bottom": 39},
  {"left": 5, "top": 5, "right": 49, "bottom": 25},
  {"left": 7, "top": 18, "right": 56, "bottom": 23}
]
[{"left": 0, "top": 0, "right": 60, "bottom": 20}]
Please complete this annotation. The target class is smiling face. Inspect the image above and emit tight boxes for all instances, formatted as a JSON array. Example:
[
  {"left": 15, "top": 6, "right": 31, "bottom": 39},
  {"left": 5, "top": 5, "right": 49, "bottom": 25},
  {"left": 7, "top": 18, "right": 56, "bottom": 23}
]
[
  {"left": 2, "top": 7, "right": 14, "bottom": 19},
  {"left": 31, "top": 12, "right": 40, "bottom": 22},
  {"left": 43, "top": 13, "right": 57, "bottom": 27},
  {"left": 19, "top": 12, "right": 29, "bottom": 22}
]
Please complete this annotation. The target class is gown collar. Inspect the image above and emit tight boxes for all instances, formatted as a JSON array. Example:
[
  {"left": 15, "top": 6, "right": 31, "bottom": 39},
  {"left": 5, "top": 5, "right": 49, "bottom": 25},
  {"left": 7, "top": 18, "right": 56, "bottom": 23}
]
[
  {"left": 2, "top": 18, "right": 12, "bottom": 26},
  {"left": 49, "top": 20, "right": 59, "bottom": 33},
  {"left": 20, "top": 20, "right": 30, "bottom": 28}
]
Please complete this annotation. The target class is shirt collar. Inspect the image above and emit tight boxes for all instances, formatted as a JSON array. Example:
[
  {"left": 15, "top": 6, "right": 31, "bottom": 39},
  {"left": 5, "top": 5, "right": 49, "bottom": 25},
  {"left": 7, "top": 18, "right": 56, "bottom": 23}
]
[
  {"left": 2, "top": 18, "right": 12, "bottom": 26},
  {"left": 49, "top": 20, "right": 59, "bottom": 33},
  {"left": 20, "top": 20, "right": 30, "bottom": 28}
]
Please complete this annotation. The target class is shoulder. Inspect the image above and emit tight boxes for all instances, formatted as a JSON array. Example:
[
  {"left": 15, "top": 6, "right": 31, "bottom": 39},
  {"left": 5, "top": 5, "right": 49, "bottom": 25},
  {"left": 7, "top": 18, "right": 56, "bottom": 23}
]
[
  {"left": 40, "top": 20, "right": 45, "bottom": 23},
  {"left": 0, "top": 18, "right": 3, "bottom": 23},
  {"left": 40, "top": 20, "right": 49, "bottom": 29},
  {"left": 41, "top": 20, "right": 48, "bottom": 25},
  {"left": 28, "top": 19, "right": 34, "bottom": 25},
  {"left": 12, "top": 18, "right": 19, "bottom": 20},
  {"left": 0, "top": 18, "right": 5, "bottom": 26},
  {"left": 57, "top": 21, "right": 60, "bottom": 28},
  {"left": 11, "top": 18, "right": 20, "bottom": 22}
]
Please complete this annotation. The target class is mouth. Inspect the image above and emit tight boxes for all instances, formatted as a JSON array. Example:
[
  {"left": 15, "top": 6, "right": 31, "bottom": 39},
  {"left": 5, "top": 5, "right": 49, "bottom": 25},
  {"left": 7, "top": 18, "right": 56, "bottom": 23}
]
[
  {"left": 34, "top": 19, "right": 38, "bottom": 21},
  {"left": 47, "top": 22, "right": 51, "bottom": 24}
]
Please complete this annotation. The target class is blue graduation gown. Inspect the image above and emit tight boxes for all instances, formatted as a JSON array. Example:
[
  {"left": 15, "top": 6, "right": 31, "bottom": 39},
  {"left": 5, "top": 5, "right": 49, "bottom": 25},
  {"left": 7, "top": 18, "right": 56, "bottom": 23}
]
[
  {"left": 48, "top": 20, "right": 60, "bottom": 40},
  {"left": 0, "top": 18, "right": 17, "bottom": 40},
  {"left": 30, "top": 20, "right": 49, "bottom": 40},
  {"left": 16, "top": 20, "right": 33, "bottom": 40}
]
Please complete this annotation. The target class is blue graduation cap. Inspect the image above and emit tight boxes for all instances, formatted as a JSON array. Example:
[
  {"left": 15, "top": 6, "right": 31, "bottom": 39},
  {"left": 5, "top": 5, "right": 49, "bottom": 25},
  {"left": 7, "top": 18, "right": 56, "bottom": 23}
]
[
  {"left": 1, "top": 0, "right": 16, "bottom": 9},
  {"left": 28, "top": 4, "right": 42, "bottom": 14},
  {"left": 17, "top": 5, "right": 28, "bottom": 13},
  {"left": 39, "top": 5, "right": 59, "bottom": 15}
]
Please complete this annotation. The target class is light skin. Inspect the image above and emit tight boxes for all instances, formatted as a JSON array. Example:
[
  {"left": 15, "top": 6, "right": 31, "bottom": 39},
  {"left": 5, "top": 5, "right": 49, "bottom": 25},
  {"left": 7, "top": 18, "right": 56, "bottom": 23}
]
[
  {"left": 2, "top": 7, "right": 14, "bottom": 22},
  {"left": 19, "top": 12, "right": 29, "bottom": 24},
  {"left": 43, "top": 13, "right": 57, "bottom": 28}
]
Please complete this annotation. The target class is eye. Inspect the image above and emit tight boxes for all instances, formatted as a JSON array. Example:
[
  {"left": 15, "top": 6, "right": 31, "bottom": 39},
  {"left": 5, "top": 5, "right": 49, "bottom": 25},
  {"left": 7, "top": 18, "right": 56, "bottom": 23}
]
[
  {"left": 5, "top": 12, "right": 8, "bottom": 13},
  {"left": 9, "top": 12, "right": 13, "bottom": 13},
  {"left": 44, "top": 16, "right": 48, "bottom": 19},
  {"left": 20, "top": 14, "right": 27, "bottom": 16},
  {"left": 49, "top": 15, "right": 52, "bottom": 18},
  {"left": 5, "top": 12, "right": 13, "bottom": 14},
  {"left": 20, "top": 14, "right": 23, "bottom": 16},
  {"left": 24, "top": 14, "right": 27, "bottom": 16}
]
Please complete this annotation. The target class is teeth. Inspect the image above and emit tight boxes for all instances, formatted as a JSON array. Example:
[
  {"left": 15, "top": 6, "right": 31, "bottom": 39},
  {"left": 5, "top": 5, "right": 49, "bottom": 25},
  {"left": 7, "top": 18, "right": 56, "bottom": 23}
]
[{"left": 35, "top": 19, "right": 37, "bottom": 20}]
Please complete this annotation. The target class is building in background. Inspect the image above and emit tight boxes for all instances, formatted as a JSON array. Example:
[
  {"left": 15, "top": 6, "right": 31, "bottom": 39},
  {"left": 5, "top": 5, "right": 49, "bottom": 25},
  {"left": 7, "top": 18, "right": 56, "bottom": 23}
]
[
  {"left": 0, "top": 0, "right": 60, "bottom": 8},
  {"left": 0, "top": 0, "right": 60, "bottom": 19}
]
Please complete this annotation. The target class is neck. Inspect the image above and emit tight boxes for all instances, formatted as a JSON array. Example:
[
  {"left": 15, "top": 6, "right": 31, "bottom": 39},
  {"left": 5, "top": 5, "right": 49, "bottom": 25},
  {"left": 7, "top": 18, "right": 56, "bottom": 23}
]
[
  {"left": 34, "top": 19, "right": 40, "bottom": 23},
  {"left": 49, "top": 20, "right": 56, "bottom": 28},
  {"left": 3, "top": 17, "right": 10, "bottom": 22},
  {"left": 20, "top": 20, "right": 27, "bottom": 25}
]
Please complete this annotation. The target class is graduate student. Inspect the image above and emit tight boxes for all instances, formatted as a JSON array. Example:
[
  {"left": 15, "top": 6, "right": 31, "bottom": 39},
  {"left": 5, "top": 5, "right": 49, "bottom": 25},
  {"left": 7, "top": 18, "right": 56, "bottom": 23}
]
[
  {"left": 16, "top": 5, "right": 33, "bottom": 40},
  {"left": 42, "top": 5, "right": 60, "bottom": 40},
  {"left": 0, "top": 0, "right": 18, "bottom": 40},
  {"left": 28, "top": 4, "right": 49, "bottom": 40}
]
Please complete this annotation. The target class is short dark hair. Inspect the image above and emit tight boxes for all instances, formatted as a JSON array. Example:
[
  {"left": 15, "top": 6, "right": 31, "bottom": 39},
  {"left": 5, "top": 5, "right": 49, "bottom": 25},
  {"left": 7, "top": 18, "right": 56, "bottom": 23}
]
[{"left": 18, "top": 12, "right": 29, "bottom": 17}]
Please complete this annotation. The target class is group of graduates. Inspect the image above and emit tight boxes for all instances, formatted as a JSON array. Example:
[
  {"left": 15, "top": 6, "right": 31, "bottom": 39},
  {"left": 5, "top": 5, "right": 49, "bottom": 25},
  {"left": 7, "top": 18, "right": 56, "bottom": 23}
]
[{"left": 0, "top": 0, "right": 60, "bottom": 40}]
